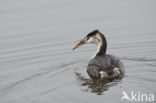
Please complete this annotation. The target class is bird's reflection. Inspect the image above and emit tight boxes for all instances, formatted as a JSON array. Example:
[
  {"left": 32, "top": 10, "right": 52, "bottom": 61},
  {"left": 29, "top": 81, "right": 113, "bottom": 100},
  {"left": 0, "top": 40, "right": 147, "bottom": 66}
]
[{"left": 75, "top": 72, "right": 122, "bottom": 95}]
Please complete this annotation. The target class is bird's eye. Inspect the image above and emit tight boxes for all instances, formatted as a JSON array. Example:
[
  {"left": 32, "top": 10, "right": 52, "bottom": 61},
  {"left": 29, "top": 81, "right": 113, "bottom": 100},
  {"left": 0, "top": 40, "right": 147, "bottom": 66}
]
[
  {"left": 86, "top": 37, "right": 95, "bottom": 43},
  {"left": 84, "top": 37, "right": 89, "bottom": 41},
  {"left": 86, "top": 37, "right": 89, "bottom": 41}
]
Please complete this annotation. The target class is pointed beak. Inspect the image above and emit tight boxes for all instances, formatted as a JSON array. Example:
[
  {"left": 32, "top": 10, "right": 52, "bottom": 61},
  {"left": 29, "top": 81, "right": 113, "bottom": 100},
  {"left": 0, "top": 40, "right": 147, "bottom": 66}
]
[{"left": 72, "top": 37, "right": 87, "bottom": 50}]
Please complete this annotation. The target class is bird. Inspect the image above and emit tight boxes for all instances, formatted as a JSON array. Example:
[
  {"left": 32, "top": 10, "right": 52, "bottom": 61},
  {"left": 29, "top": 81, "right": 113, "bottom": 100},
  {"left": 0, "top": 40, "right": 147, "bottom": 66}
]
[{"left": 73, "top": 30, "right": 125, "bottom": 80}]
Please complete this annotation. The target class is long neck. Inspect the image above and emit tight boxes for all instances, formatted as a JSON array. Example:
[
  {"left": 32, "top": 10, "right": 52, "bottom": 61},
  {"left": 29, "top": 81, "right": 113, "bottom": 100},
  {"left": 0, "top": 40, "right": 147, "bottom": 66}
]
[{"left": 95, "top": 33, "right": 107, "bottom": 57}]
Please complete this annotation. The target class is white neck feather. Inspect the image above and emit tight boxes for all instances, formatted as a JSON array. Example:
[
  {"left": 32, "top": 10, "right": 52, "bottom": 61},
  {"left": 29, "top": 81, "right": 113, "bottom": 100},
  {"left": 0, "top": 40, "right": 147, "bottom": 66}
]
[
  {"left": 91, "top": 42, "right": 102, "bottom": 59},
  {"left": 87, "top": 33, "right": 103, "bottom": 59}
]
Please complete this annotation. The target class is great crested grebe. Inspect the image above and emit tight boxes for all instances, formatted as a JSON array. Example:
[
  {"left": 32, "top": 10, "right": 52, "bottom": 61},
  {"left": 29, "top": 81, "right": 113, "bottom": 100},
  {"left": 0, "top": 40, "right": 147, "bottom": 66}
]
[{"left": 73, "top": 30, "right": 125, "bottom": 80}]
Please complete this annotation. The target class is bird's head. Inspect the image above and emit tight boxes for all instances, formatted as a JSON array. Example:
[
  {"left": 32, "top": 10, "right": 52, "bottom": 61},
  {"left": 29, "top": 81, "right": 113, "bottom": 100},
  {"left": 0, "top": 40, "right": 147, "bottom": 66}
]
[{"left": 72, "top": 30, "right": 101, "bottom": 50}]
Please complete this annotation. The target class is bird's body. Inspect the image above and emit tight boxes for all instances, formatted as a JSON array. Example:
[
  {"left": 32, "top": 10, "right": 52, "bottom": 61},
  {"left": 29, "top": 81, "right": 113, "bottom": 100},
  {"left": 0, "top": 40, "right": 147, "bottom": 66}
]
[
  {"left": 73, "top": 30, "right": 125, "bottom": 80},
  {"left": 87, "top": 55, "right": 124, "bottom": 79}
]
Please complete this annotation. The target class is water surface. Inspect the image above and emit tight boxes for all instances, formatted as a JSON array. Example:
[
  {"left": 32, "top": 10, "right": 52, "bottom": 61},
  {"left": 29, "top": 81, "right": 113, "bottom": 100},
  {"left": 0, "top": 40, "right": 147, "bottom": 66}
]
[{"left": 0, "top": 0, "right": 156, "bottom": 103}]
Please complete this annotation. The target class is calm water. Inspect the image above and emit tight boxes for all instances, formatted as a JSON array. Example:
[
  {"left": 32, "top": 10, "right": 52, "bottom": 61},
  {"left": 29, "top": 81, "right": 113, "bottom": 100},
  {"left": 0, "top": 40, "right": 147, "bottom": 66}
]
[{"left": 0, "top": 0, "right": 156, "bottom": 103}]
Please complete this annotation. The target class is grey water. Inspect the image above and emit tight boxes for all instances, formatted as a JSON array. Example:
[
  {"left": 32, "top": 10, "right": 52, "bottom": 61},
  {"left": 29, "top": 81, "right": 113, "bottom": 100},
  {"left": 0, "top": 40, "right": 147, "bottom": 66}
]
[{"left": 0, "top": 0, "right": 156, "bottom": 103}]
